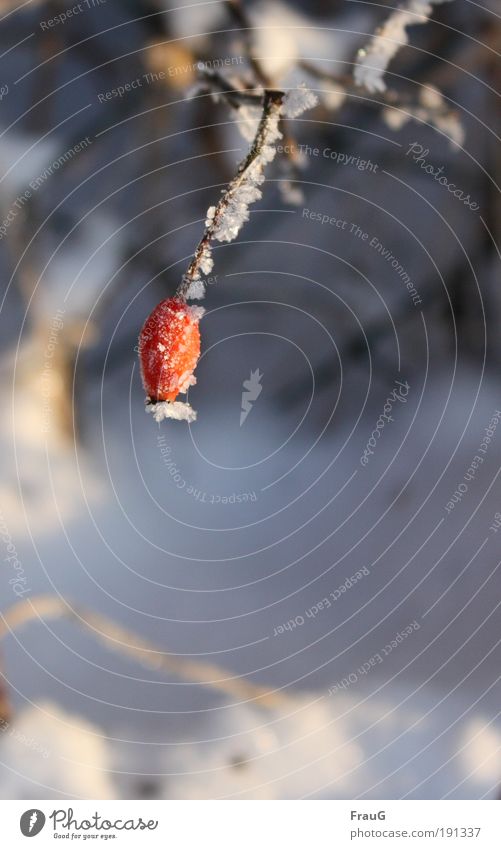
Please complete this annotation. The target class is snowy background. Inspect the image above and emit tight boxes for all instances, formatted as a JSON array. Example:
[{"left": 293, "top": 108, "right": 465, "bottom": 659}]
[{"left": 0, "top": 0, "right": 500, "bottom": 799}]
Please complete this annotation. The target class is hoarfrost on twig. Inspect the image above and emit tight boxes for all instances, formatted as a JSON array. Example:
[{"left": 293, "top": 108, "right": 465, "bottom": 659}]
[
  {"left": 282, "top": 83, "right": 319, "bottom": 118},
  {"left": 185, "top": 278, "right": 207, "bottom": 300},
  {"left": 354, "top": 0, "right": 454, "bottom": 94},
  {"left": 179, "top": 85, "right": 317, "bottom": 301}
]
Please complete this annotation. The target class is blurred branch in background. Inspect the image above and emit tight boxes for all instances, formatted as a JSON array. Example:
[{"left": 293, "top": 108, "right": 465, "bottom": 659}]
[{"left": 0, "top": 595, "right": 288, "bottom": 710}]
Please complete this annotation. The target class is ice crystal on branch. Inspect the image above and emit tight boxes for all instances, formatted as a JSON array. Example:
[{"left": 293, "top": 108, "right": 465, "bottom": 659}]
[
  {"left": 354, "top": 0, "right": 454, "bottom": 94},
  {"left": 184, "top": 278, "right": 206, "bottom": 300},
  {"left": 282, "top": 83, "right": 319, "bottom": 118}
]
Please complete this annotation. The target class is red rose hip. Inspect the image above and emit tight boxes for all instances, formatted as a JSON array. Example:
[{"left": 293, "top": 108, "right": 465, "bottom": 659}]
[{"left": 139, "top": 297, "right": 204, "bottom": 422}]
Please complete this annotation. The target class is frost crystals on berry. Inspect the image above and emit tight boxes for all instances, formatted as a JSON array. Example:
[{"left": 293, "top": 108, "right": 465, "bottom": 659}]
[{"left": 146, "top": 400, "right": 197, "bottom": 423}]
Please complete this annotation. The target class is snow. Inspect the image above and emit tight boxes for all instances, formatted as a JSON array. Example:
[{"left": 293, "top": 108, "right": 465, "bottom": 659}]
[
  {"left": 2, "top": 357, "right": 501, "bottom": 798},
  {"left": 354, "top": 0, "right": 454, "bottom": 94},
  {"left": 211, "top": 173, "right": 266, "bottom": 244},
  {"left": 160, "top": 0, "right": 225, "bottom": 47},
  {"left": 0, "top": 339, "right": 105, "bottom": 537},
  {"left": 0, "top": 702, "right": 116, "bottom": 799},
  {"left": 3, "top": 690, "right": 500, "bottom": 799}
]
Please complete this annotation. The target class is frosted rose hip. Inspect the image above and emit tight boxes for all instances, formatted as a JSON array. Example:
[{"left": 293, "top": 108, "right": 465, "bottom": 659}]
[{"left": 139, "top": 298, "right": 203, "bottom": 411}]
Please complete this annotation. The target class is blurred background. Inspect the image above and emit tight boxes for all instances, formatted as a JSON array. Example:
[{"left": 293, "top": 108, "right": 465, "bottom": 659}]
[{"left": 0, "top": 0, "right": 500, "bottom": 799}]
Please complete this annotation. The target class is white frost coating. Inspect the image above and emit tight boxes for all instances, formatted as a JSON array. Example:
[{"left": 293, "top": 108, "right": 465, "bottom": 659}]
[
  {"left": 146, "top": 400, "right": 197, "bottom": 423},
  {"left": 186, "top": 247, "right": 213, "bottom": 299},
  {"left": 354, "top": 0, "right": 453, "bottom": 94},
  {"left": 187, "top": 305, "right": 205, "bottom": 321},
  {"left": 282, "top": 84, "right": 319, "bottom": 118},
  {"left": 199, "top": 244, "right": 214, "bottom": 275},
  {"left": 211, "top": 170, "right": 265, "bottom": 243},
  {"left": 185, "top": 278, "right": 206, "bottom": 300}
]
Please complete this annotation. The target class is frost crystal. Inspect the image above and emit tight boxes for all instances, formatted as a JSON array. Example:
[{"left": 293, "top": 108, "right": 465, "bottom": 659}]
[
  {"left": 187, "top": 305, "right": 205, "bottom": 322},
  {"left": 282, "top": 84, "right": 319, "bottom": 118},
  {"left": 354, "top": 0, "right": 454, "bottom": 94},
  {"left": 146, "top": 400, "right": 197, "bottom": 423},
  {"left": 199, "top": 245, "right": 214, "bottom": 275},
  {"left": 185, "top": 278, "right": 206, "bottom": 300},
  {"left": 205, "top": 205, "right": 216, "bottom": 226}
]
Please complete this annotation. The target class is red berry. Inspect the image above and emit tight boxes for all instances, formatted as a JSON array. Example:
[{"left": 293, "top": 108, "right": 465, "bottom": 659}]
[{"left": 139, "top": 297, "right": 203, "bottom": 404}]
